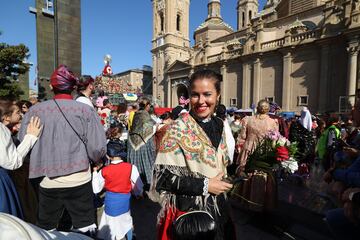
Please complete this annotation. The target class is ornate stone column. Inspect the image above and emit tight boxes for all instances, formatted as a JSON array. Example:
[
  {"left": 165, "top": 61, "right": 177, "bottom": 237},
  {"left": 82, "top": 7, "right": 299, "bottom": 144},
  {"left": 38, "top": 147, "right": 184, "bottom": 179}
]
[
  {"left": 318, "top": 44, "right": 330, "bottom": 112},
  {"left": 167, "top": 76, "right": 172, "bottom": 107},
  {"left": 281, "top": 50, "right": 293, "bottom": 111},
  {"left": 220, "top": 63, "right": 227, "bottom": 105},
  {"left": 253, "top": 57, "right": 262, "bottom": 104},
  {"left": 347, "top": 41, "right": 359, "bottom": 105},
  {"left": 242, "top": 62, "right": 250, "bottom": 108}
]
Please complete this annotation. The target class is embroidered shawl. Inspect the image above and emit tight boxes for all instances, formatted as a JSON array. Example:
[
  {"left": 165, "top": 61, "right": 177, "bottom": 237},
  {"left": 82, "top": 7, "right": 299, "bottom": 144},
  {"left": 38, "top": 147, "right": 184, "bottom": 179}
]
[
  {"left": 155, "top": 113, "right": 230, "bottom": 179},
  {"left": 129, "top": 110, "right": 156, "bottom": 151}
]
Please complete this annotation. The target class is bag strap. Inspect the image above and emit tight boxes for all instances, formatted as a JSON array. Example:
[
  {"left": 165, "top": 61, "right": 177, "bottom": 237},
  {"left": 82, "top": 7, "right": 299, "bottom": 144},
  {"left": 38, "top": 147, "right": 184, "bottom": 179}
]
[{"left": 53, "top": 99, "right": 92, "bottom": 163}]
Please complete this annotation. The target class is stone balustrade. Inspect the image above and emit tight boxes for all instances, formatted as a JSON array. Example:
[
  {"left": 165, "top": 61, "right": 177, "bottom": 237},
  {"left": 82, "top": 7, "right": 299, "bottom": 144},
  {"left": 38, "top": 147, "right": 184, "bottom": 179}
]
[
  {"left": 261, "top": 38, "right": 285, "bottom": 50},
  {"left": 207, "top": 53, "right": 222, "bottom": 63},
  {"left": 291, "top": 29, "right": 320, "bottom": 43}
]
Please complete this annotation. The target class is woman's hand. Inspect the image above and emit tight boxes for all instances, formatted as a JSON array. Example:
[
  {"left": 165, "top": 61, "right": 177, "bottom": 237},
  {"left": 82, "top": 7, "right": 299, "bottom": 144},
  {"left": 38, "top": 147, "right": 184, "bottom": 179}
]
[
  {"left": 208, "top": 173, "right": 233, "bottom": 195},
  {"left": 26, "top": 116, "right": 42, "bottom": 137}
]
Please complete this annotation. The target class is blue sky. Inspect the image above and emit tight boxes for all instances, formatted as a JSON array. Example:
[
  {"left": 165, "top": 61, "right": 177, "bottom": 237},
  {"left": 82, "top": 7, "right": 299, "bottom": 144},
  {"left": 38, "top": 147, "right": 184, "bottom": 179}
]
[{"left": 0, "top": 0, "right": 266, "bottom": 91}]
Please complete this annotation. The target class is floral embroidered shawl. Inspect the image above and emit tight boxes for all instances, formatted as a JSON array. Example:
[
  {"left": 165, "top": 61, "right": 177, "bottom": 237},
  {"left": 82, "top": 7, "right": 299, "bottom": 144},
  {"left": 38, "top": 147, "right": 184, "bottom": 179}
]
[{"left": 155, "top": 113, "right": 230, "bottom": 179}]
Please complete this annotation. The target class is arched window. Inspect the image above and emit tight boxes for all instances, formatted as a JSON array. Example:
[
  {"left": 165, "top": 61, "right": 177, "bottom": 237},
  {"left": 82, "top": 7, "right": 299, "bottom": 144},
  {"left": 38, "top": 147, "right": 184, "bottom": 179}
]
[
  {"left": 176, "top": 14, "right": 181, "bottom": 32},
  {"left": 160, "top": 13, "right": 164, "bottom": 32},
  {"left": 242, "top": 12, "right": 245, "bottom": 27},
  {"left": 249, "top": 11, "right": 252, "bottom": 21}
]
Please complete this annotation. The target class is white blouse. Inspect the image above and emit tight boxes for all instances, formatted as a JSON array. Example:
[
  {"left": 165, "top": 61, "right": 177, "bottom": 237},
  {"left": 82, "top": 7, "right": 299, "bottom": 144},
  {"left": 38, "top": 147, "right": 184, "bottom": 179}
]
[
  {"left": 0, "top": 122, "right": 38, "bottom": 170},
  {"left": 92, "top": 160, "right": 143, "bottom": 197}
]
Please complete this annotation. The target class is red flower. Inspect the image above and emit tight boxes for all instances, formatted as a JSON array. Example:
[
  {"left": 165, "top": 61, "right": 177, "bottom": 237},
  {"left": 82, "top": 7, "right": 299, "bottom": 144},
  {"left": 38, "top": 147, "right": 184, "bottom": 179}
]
[
  {"left": 276, "top": 146, "right": 289, "bottom": 162},
  {"left": 100, "top": 119, "right": 105, "bottom": 125},
  {"left": 101, "top": 113, "right": 107, "bottom": 118}
]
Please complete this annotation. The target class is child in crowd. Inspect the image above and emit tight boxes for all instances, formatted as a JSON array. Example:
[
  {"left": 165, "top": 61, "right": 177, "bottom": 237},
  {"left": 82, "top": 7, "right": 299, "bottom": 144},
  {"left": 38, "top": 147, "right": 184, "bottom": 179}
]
[{"left": 92, "top": 141, "right": 143, "bottom": 240}]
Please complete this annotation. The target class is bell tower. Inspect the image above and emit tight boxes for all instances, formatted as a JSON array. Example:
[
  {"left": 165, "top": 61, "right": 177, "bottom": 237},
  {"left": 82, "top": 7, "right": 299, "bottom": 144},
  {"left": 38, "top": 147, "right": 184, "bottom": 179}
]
[
  {"left": 237, "top": 0, "right": 259, "bottom": 30},
  {"left": 151, "top": 0, "right": 190, "bottom": 105}
]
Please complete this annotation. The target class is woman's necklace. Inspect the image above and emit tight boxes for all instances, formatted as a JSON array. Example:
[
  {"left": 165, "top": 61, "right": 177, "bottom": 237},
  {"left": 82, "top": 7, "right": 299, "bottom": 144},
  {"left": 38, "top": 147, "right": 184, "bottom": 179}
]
[{"left": 201, "top": 117, "right": 212, "bottom": 123}]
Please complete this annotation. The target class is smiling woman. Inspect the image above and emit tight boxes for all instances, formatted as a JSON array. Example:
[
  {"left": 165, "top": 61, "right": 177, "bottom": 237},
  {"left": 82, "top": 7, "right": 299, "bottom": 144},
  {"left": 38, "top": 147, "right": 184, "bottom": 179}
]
[
  {"left": 189, "top": 70, "right": 221, "bottom": 120},
  {"left": 153, "top": 69, "right": 235, "bottom": 240}
]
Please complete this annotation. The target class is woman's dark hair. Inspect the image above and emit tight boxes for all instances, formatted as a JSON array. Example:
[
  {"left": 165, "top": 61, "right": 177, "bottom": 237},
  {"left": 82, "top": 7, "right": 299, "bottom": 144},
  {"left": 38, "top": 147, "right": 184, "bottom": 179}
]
[
  {"left": 0, "top": 100, "right": 16, "bottom": 121},
  {"left": 138, "top": 97, "right": 151, "bottom": 111},
  {"left": 17, "top": 100, "right": 32, "bottom": 111},
  {"left": 103, "top": 99, "right": 110, "bottom": 107},
  {"left": 98, "top": 89, "right": 105, "bottom": 97},
  {"left": 216, "top": 104, "right": 227, "bottom": 120},
  {"left": 172, "top": 211, "right": 216, "bottom": 240},
  {"left": 234, "top": 115, "right": 241, "bottom": 121},
  {"left": 77, "top": 75, "right": 94, "bottom": 91},
  {"left": 106, "top": 122, "right": 123, "bottom": 139},
  {"left": 189, "top": 69, "right": 222, "bottom": 94}
]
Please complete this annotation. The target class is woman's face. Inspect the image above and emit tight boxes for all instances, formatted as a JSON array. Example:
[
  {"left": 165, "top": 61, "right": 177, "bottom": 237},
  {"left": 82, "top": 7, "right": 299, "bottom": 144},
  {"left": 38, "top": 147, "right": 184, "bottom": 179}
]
[
  {"left": 22, "top": 105, "right": 29, "bottom": 113},
  {"left": 8, "top": 106, "right": 22, "bottom": 125},
  {"left": 190, "top": 78, "right": 219, "bottom": 119}
]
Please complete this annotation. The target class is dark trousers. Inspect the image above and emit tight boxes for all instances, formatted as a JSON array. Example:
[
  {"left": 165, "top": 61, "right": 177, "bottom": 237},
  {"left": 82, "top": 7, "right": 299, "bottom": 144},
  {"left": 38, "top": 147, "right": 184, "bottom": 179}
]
[{"left": 37, "top": 181, "right": 95, "bottom": 230}]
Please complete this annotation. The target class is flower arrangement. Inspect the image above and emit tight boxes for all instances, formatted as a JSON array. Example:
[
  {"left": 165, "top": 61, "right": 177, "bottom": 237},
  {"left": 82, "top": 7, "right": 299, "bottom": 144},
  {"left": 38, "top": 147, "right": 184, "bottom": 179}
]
[{"left": 246, "top": 130, "right": 299, "bottom": 174}]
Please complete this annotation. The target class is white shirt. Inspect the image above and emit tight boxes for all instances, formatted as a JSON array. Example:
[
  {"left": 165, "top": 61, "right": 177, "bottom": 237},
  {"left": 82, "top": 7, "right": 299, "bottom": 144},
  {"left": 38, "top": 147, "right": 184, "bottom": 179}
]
[
  {"left": 0, "top": 123, "right": 38, "bottom": 170},
  {"left": 92, "top": 160, "right": 143, "bottom": 197},
  {"left": 76, "top": 96, "right": 94, "bottom": 108}
]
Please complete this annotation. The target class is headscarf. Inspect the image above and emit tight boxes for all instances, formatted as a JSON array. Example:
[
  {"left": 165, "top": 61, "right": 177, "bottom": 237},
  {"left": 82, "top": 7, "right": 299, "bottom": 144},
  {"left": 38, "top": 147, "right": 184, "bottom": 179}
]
[
  {"left": 300, "top": 107, "right": 312, "bottom": 131},
  {"left": 50, "top": 65, "right": 78, "bottom": 92},
  {"left": 179, "top": 96, "right": 190, "bottom": 106},
  {"left": 269, "top": 102, "right": 280, "bottom": 114},
  {"left": 129, "top": 110, "right": 156, "bottom": 150}
]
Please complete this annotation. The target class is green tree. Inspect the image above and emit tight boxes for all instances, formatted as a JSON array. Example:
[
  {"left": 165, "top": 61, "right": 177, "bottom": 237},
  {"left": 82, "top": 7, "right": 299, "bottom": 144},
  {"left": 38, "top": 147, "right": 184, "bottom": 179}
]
[{"left": 0, "top": 42, "right": 30, "bottom": 100}]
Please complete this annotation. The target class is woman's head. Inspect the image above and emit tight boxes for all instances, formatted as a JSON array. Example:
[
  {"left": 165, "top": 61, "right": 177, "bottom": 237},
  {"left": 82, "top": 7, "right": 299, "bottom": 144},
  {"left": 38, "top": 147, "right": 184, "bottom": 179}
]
[
  {"left": 17, "top": 100, "right": 32, "bottom": 114},
  {"left": 138, "top": 97, "right": 151, "bottom": 111},
  {"left": 257, "top": 99, "right": 270, "bottom": 114},
  {"left": 189, "top": 69, "right": 222, "bottom": 119},
  {"left": 77, "top": 75, "right": 94, "bottom": 92},
  {"left": 215, "top": 104, "right": 227, "bottom": 120},
  {"left": 106, "top": 122, "right": 123, "bottom": 139},
  {"left": 234, "top": 115, "right": 242, "bottom": 122},
  {"left": 0, "top": 100, "right": 21, "bottom": 126},
  {"left": 98, "top": 89, "right": 105, "bottom": 97}
]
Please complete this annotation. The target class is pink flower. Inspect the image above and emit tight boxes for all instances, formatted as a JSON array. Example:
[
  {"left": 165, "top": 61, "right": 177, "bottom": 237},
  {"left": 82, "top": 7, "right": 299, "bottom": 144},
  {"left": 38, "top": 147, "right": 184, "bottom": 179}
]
[{"left": 267, "top": 130, "right": 281, "bottom": 141}]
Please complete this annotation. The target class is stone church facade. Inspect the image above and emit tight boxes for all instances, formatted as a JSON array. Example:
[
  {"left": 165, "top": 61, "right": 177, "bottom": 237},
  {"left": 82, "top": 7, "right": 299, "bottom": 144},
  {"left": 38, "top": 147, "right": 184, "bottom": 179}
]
[{"left": 151, "top": 0, "right": 360, "bottom": 113}]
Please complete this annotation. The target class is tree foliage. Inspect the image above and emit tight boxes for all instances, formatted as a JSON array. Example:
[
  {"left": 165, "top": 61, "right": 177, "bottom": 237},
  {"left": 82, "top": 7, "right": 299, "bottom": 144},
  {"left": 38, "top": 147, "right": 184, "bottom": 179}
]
[{"left": 0, "top": 42, "right": 30, "bottom": 99}]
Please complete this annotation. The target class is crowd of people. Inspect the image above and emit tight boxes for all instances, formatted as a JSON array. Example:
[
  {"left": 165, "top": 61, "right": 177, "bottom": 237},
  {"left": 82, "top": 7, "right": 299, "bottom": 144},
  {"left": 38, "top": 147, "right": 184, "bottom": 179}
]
[{"left": 0, "top": 65, "right": 360, "bottom": 240}]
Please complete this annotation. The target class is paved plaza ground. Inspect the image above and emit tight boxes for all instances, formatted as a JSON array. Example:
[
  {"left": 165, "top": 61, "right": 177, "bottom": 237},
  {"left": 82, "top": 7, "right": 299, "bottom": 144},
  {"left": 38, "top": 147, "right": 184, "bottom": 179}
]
[{"left": 129, "top": 176, "right": 336, "bottom": 240}]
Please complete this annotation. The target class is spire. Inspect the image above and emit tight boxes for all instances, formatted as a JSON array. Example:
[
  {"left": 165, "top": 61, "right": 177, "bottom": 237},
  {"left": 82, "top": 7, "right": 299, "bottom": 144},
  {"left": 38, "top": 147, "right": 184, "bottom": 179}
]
[{"left": 208, "top": 0, "right": 222, "bottom": 20}]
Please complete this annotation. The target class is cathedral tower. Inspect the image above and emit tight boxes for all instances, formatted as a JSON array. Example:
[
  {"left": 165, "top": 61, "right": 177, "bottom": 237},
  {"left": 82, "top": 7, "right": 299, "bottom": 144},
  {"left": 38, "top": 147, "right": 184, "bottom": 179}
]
[
  {"left": 237, "top": 0, "right": 259, "bottom": 30},
  {"left": 151, "top": 0, "right": 190, "bottom": 105},
  {"left": 208, "top": 0, "right": 221, "bottom": 20}
]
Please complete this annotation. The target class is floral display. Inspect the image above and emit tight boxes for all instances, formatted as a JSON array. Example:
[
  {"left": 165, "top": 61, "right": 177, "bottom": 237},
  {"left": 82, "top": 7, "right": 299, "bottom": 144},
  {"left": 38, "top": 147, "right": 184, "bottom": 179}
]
[
  {"left": 95, "top": 76, "right": 142, "bottom": 94},
  {"left": 230, "top": 130, "right": 299, "bottom": 212},
  {"left": 246, "top": 130, "right": 299, "bottom": 174}
]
